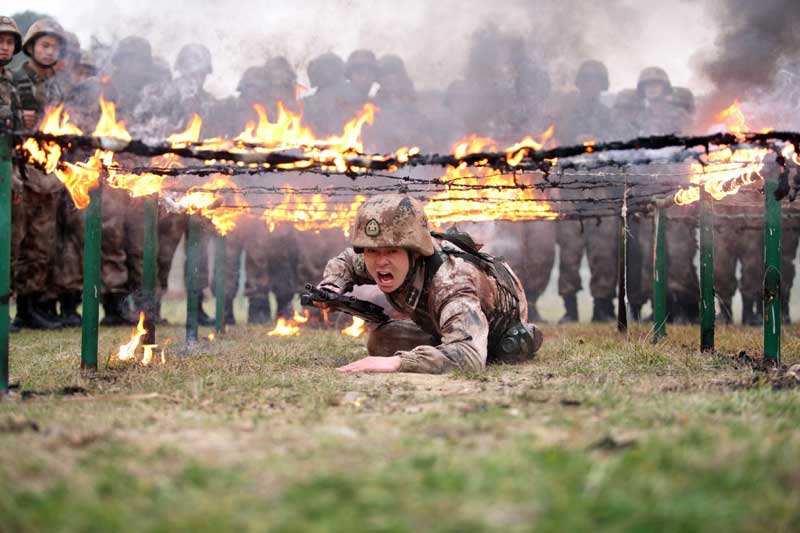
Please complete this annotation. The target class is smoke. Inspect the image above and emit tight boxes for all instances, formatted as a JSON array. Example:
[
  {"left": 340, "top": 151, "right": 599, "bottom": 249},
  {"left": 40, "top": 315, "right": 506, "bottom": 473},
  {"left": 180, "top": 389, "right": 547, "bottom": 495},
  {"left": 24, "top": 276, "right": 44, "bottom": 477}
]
[{"left": 695, "top": 0, "right": 800, "bottom": 101}]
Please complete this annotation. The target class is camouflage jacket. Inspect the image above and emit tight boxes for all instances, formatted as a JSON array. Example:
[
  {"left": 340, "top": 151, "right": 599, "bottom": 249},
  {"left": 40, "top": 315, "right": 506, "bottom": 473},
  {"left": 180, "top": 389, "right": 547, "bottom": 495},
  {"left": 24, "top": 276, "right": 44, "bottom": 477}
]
[
  {"left": 639, "top": 99, "right": 690, "bottom": 136},
  {"left": 13, "top": 62, "right": 64, "bottom": 194},
  {"left": 320, "top": 237, "right": 528, "bottom": 373},
  {"left": 131, "top": 76, "right": 216, "bottom": 141},
  {"left": 0, "top": 65, "right": 20, "bottom": 132}
]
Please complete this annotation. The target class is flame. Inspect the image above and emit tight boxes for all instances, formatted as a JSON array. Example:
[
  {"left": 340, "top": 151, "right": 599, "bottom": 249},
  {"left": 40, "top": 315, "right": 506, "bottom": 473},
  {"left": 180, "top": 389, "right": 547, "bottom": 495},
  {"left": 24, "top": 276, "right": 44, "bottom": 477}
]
[
  {"left": 92, "top": 95, "right": 131, "bottom": 143},
  {"left": 118, "top": 312, "right": 147, "bottom": 361},
  {"left": 505, "top": 126, "right": 555, "bottom": 167},
  {"left": 114, "top": 313, "right": 168, "bottom": 366},
  {"left": 425, "top": 134, "right": 557, "bottom": 224},
  {"left": 177, "top": 174, "right": 242, "bottom": 235},
  {"left": 262, "top": 189, "right": 366, "bottom": 235},
  {"left": 208, "top": 333, "right": 215, "bottom": 342},
  {"left": 341, "top": 317, "right": 366, "bottom": 338},
  {"left": 267, "top": 317, "right": 301, "bottom": 336},
  {"left": 675, "top": 100, "right": 770, "bottom": 206},
  {"left": 293, "top": 310, "right": 310, "bottom": 323},
  {"left": 168, "top": 114, "right": 202, "bottom": 147}
]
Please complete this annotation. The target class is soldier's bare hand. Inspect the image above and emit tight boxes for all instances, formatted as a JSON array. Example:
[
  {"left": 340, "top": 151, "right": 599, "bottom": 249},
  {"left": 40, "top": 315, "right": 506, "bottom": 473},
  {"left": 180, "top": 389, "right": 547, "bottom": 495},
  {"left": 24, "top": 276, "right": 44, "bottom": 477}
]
[
  {"left": 22, "top": 110, "right": 36, "bottom": 130},
  {"left": 337, "top": 356, "right": 401, "bottom": 373}
]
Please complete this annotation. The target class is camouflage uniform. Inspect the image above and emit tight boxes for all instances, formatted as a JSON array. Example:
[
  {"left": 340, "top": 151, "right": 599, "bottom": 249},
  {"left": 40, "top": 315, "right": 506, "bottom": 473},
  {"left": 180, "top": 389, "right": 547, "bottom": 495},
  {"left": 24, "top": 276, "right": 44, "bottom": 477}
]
[
  {"left": 554, "top": 61, "right": 619, "bottom": 322},
  {"left": 635, "top": 67, "right": 697, "bottom": 322},
  {"left": 319, "top": 195, "right": 543, "bottom": 373},
  {"left": 132, "top": 44, "right": 217, "bottom": 325},
  {"left": 12, "top": 19, "right": 66, "bottom": 328},
  {"left": 99, "top": 36, "right": 158, "bottom": 324},
  {"left": 712, "top": 186, "right": 763, "bottom": 324},
  {"left": 0, "top": 16, "right": 23, "bottom": 331}
]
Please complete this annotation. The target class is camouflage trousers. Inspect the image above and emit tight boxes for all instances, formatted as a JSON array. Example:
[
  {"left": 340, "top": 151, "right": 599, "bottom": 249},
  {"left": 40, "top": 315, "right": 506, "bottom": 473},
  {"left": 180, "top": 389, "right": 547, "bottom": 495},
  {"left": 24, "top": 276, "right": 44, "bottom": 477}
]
[
  {"left": 503, "top": 221, "right": 555, "bottom": 303},
  {"left": 366, "top": 319, "right": 539, "bottom": 365},
  {"left": 243, "top": 222, "right": 306, "bottom": 313},
  {"left": 13, "top": 188, "right": 57, "bottom": 297},
  {"left": 633, "top": 212, "right": 699, "bottom": 305},
  {"left": 781, "top": 223, "right": 800, "bottom": 301},
  {"left": 101, "top": 188, "right": 143, "bottom": 294},
  {"left": 556, "top": 216, "right": 619, "bottom": 299},
  {"left": 713, "top": 222, "right": 763, "bottom": 301},
  {"left": 157, "top": 212, "right": 210, "bottom": 296},
  {"left": 50, "top": 190, "right": 84, "bottom": 295}
]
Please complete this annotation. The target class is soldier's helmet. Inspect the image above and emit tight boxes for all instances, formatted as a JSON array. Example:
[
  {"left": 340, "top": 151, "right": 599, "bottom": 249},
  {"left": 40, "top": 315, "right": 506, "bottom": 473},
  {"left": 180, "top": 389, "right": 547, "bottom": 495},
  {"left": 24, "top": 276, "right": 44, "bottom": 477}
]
[
  {"left": 637, "top": 66, "right": 672, "bottom": 96},
  {"left": 613, "top": 88, "right": 644, "bottom": 112},
  {"left": 345, "top": 49, "right": 378, "bottom": 79},
  {"left": 264, "top": 56, "right": 296, "bottom": 88},
  {"left": 22, "top": 17, "right": 66, "bottom": 59},
  {"left": 378, "top": 54, "right": 407, "bottom": 80},
  {"left": 670, "top": 86, "right": 695, "bottom": 114},
  {"left": 307, "top": 52, "right": 344, "bottom": 89},
  {"left": 112, "top": 36, "right": 152, "bottom": 67},
  {"left": 0, "top": 16, "right": 22, "bottom": 56},
  {"left": 78, "top": 49, "right": 98, "bottom": 75},
  {"left": 352, "top": 194, "right": 435, "bottom": 257},
  {"left": 237, "top": 65, "right": 271, "bottom": 94},
  {"left": 175, "top": 43, "right": 212, "bottom": 77},
  {"left": 575, "top": 59, "right": 609, "bottom": 91}
]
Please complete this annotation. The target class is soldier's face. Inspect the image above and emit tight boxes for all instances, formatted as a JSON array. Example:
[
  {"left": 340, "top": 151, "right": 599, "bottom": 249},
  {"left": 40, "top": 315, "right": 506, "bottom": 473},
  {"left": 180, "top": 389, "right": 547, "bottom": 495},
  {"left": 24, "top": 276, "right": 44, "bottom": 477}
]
[
  {"left": 364, "top": 247, "right": 410, "bottom": 293},
  {"left": 33, "top": 35, "right": 61, "bottom": 66},
  {"left": 0, "top": 33, "right": 15, "bottom": 62},
  {"left": 643, "top": 82, "right": 665, "bottom": 100}
]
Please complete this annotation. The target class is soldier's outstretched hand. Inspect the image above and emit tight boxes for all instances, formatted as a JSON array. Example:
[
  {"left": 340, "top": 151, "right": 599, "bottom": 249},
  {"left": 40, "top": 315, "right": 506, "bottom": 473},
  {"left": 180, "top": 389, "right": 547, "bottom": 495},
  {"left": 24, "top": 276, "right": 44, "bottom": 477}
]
[{"left": 337, "top": 356, "right": 401, "bottom": 373}]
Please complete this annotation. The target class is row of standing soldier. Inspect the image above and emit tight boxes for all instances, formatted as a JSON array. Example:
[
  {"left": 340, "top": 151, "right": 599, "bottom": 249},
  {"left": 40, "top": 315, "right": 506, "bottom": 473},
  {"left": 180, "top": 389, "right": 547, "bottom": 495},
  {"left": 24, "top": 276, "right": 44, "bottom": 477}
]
[{"left": 0, "top": 16, "right": 798, "bottom": 330}]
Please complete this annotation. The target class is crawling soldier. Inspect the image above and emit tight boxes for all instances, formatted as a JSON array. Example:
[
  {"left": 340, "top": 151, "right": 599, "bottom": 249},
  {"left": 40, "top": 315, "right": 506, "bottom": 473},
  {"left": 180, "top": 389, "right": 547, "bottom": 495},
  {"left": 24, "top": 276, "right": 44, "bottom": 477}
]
[{"left": 315, "top": 194, "right": 543, "bottom": 374}]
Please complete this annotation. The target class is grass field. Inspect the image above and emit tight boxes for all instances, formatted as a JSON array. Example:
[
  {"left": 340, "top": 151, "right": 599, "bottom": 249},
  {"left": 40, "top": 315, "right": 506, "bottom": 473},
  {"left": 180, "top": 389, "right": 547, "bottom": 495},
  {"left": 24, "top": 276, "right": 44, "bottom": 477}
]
[{"left": 1, "top": 311, "right": 799, "bottom": 532}]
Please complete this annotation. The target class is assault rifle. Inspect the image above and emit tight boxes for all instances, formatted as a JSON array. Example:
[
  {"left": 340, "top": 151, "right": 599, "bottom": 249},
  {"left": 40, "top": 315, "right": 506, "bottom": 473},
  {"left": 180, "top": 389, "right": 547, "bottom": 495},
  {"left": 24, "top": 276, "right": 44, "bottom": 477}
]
[{"left": 300, "top": 284, "right": 390, "bottom": 324}]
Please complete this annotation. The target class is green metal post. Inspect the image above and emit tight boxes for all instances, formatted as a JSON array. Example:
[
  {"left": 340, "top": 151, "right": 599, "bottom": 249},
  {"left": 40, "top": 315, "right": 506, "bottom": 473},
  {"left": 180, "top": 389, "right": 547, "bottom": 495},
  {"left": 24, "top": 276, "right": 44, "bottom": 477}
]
[
  {"left": 185, "top": 215, "right": 201, "bottom": 344},
  {"left": 0, "top": 133, "right": 11, "bottom": 392},
  {"left": 764, "top": 173, "right": 782, "bottom": 365},
  {"left": 142, "top": 195, "right": 158, "bottom": 345},
  {"left": 80, "top": 184, "right": 102, "bottom": 370},
  {"left": 652, "top": 207, "right": 667, "bottom": 342},
  {"left": 617, "top": 192, "right": 628, "bottom": 334},
  {"left": 699, "top": 189, "right": 715, "bottom": 352},
  {"left": 214, "top": 232, "right": 225, "bottom": 334}
]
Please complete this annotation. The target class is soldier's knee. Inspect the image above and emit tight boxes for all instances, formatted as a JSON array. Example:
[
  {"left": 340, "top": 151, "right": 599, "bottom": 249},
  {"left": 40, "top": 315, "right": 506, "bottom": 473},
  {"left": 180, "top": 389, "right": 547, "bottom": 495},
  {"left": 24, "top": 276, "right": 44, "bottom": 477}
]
[{"left": 367, "top": 320, "right": 437, "bottom": 357}]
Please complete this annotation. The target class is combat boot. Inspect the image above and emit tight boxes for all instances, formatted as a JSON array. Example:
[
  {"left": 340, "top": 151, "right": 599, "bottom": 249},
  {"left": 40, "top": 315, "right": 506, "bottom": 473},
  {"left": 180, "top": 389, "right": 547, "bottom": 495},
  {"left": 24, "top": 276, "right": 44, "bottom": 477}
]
[
  {"left": 782, "top": 297, "right": 791, "bottom": 325},
  {"left": 197, "top": 294, "right": 215, "bottom": 327},
  {"left": 59, "top": 292, "right": 82, "bottom": 327},
  {"left": 248, "top": 297, "right": 271, "bottom": 324},
  {"left": 680, "top": 298, "right": 700, "bottom": 325},
  {"left": 591, "top": 297, "right": 615, "bottom": 323},
  {"left": 101, "top": 293, "right": 138, "bottom": 326},
  {"left": 749, "top": 299, "right": 764, "bottom": 326},
  {"left": 716, "top": 297, "right": 733, "bottom": 325},
  {"left": 741, "top": 297, "right": 754, "bottom": 326},
  {"left": 629, "top": 303, "right": 642, "bottom": 322},
  {"left": 39, "top": 298, "right": 63, "bottom": 326},
  {"left": 14, "top": 294, "right": 62, "bottom": 330},
  {"left": 559, "top": 294, "right": 579, "bottom": 323},
  {"left": 224, "top": 297, "right": 236, "bottom": 326}
]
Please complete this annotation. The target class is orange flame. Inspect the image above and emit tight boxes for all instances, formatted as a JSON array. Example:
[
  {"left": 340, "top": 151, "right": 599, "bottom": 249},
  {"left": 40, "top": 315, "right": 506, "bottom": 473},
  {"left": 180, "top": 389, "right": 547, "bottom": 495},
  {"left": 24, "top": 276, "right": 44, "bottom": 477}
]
[
  {"left": 425, "top": 134, "right": 557, "bottom": 224},
  {"left": 267, "top": 317, "right": 301, "bottom": 336},
  {"left": 261, "top": 189, "right": 366, "bottom": 235},
  {"left": 177, "top": 174, "right": 241, "bottom": 235},
  {"left": 675, "top": 100, "right": 770, "bottom": 206},
  {"left": 341, "top": 317, "right": 366, "bottom": 338},
  {"left": 293, "top": 310, "right": 310, "bottom": 323},
  {"left": 92, "top": 95, "right": 131, "bottom": 143},
  {"left": 118, "top": 312, "right": 147, "bottom": 361}
]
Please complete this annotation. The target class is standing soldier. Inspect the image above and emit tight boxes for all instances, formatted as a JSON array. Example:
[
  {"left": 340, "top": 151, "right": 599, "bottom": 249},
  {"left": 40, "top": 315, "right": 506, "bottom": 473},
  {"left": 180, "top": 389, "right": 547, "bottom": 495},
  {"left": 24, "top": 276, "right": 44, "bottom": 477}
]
[
  {"left": 99, "top": 36, "right": 157, "bottom": 325},
  {"left": 12, "top": 18, "right": 66, "bottom": 330},
  {"left": 344, "top": 50, "right": 378, "bottom": 106},
  {"left": 304, "top": 52, "right": 357, "bottom": 137},
  {"left": 636, "top": 67, "right": 696, "bottom": 323},
  {"left": 554, "top": 60, "right": 619, "bottom": 323},
  {"left": 53, "top": 43, "right": 100, "bottom": 327},
  {"left": 0, "top": 16, "right": 23, "bottom": 332},
  {"left": 133, "top": 43, "right": 217, "bottom": 326}
]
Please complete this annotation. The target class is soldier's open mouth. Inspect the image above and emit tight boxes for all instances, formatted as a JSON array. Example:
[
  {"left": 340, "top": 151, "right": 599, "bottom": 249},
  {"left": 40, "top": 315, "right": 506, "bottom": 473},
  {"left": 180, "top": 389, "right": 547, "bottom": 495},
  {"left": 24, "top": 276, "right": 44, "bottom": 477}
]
[{"left": 376, "top": 272, "right": 394, "bottom": 285}]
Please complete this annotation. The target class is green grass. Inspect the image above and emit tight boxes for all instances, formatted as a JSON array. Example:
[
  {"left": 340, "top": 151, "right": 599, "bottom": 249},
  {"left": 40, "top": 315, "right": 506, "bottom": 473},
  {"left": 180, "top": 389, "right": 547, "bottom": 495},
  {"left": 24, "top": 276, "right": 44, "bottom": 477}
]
[{"left": 1, "top": 317, "right": 799, "bottom": 532}]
